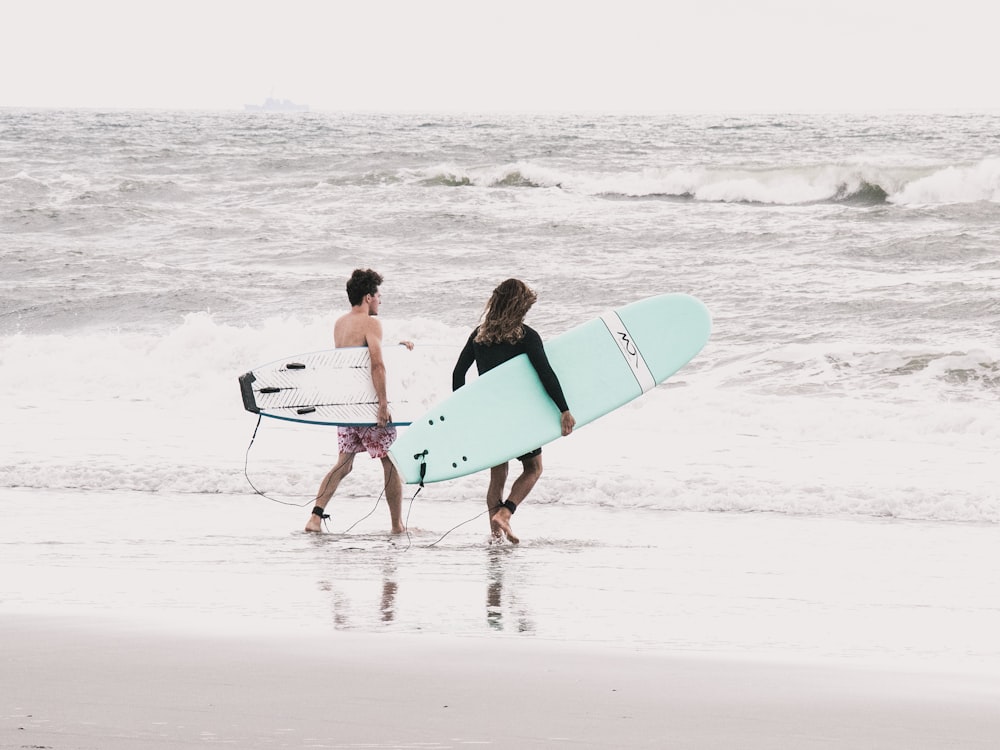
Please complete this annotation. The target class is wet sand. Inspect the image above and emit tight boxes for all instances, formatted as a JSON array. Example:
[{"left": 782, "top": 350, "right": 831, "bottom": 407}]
[
  {"left": 4, "top": 487, "right": 1000, "bottom": 748},
  {"left": 4, "top": 615, "right": 1000, "bottom": 749}
]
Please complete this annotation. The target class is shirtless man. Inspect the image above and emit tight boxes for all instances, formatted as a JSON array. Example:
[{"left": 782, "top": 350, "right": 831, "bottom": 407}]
[{"left": 305, "top": 268, "right": 410, "bottom": 534}]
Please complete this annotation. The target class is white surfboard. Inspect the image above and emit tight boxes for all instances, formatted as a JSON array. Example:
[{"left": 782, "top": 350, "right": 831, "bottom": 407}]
[
  {"left": 388, "top": 293, "right": 711, "bottom": 484},
  {"left": 238, "top": 345, "right": 426, "bottom": 427}
]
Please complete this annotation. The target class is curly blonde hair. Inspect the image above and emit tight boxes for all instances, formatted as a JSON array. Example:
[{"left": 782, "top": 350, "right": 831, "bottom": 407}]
[{"left": 475, "top": 278, "right": 537, "bottom": 344}]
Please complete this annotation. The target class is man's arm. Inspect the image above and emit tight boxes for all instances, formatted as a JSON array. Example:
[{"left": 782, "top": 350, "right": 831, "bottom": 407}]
[{"left": 365, "top": 318, "right": 391, "bottom": 427}]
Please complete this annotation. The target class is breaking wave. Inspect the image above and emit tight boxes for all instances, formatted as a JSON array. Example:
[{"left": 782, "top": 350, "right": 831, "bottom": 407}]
[{"left": 408, "top": 158, "right": 1000, "bottom": 206}]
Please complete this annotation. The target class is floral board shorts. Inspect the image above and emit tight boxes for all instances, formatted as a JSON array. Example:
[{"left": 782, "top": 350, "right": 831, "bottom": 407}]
[{"left": 337, "top": 425, "right": 397, "bottom": 459}]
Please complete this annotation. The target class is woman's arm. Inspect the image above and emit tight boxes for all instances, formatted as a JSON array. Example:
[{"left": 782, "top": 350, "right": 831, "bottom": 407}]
[{"left": 452, "top": 330, "right": 477, "bottom": 391}]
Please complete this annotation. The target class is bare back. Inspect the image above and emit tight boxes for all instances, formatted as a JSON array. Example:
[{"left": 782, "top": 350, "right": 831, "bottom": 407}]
[
  {"left": 334, "top": 305, "right": 390, "bottom": 425},
  {"left": 334, "top": 307, "right": 384, "bottom": 350}
]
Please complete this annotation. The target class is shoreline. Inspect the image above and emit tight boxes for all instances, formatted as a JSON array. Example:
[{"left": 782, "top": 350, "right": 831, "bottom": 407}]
[
  {"left": 4, "top": 488, "right": 1000, "bottom": 675},
  {"left": 4, "top": 614, "right": 999, "bottom": 750}
]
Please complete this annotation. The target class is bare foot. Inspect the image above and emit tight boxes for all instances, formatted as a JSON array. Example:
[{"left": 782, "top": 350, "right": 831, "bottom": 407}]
[
  {"left": 491, "top": 509, "right": 520, "bottom": 545},
  {"left": 304, "top": 511, "right": 327, "bottom": 533}
]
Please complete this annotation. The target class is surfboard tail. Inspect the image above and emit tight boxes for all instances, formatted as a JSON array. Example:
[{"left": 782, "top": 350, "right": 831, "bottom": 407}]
[{"left": 387, "top": 447, "right": 429, "bottom": 486}]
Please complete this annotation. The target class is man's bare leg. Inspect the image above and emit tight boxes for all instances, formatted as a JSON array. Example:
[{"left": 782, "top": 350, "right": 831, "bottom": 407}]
[
  {"left": 380, "top": 456, "right": 405, "bottom": 534},
  {"left": 487, "top": 463, "right": 509, "bottom": 538},
  {"left": 305, "top": 453, "right": 355, "bottom": 532},
  {"left": 491, "top": 454, "right": 543, "bottom": 545}
]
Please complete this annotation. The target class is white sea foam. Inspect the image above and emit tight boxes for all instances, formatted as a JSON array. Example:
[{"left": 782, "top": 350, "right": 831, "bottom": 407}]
[
  {"left": 1, "top": 312, "right": 995, "bottom": 523},
  {"left": 401, "top": 158, "right": 1000, "bottom": 206},
  {"left": 891, "top": 157, "right": 1000, "bottom": 204}
]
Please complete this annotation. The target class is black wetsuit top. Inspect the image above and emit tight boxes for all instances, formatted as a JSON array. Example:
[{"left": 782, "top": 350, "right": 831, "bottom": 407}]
[{"left": 452, "top": 325, "right": 569, "bottom": 413}]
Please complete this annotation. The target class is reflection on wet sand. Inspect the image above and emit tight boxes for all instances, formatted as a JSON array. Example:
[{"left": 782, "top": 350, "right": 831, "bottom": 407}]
[
  {"left": 318, "top": 579, "right": 350, "bottom": 629},
  {"left": 486, "top": 546, "right": 534, "bottom": 633},
  {"left": 305, "top": 532, "right": 539, "bottom": 635},
  {"left": 318, "top": 558, "right": 398, "bottom": 629},
  {"left": 312, "top": 534, "right": 401, "bottom": 630},
  {"left": 380, "top": 559, "right": 398, "bottom": 623}
]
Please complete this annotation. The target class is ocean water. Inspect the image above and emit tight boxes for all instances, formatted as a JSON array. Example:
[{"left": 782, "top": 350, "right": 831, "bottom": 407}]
[
  {"left": 2, "top": 109, "right": 997, "bottom": 520},
  {"left": 2, "top": 110, "right": 999, "bottom": 665}
]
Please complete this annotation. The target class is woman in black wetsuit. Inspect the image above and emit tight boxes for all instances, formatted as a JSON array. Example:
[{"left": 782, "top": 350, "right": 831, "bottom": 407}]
[{"left": 452, "top": 278, "right": 576, "bottom": 543}]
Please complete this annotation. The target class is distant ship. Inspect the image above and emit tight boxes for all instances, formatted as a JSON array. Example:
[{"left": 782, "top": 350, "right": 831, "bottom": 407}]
[{"left": 244, "top": 97, "right": 309, "bottom": 113}]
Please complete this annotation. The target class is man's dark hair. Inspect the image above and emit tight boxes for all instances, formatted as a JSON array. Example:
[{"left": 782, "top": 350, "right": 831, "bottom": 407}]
[{"left": 346, "top": 268, "right": 383, "bottom": 306}]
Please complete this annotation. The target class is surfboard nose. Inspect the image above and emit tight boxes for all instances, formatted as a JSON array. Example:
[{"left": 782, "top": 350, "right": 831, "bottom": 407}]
[{"left": 615, "top": 293, "right": 712, "bottom": 383}]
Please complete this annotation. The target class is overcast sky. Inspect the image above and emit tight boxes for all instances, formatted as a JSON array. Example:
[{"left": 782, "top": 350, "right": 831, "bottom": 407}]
[{"left": 4, "top": 0, "right": 998, "bottom": 113}]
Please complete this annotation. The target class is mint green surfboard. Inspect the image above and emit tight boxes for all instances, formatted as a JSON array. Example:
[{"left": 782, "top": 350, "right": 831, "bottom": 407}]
[{"left": 388, "top": 293, "right": 711, "bottom": 485}]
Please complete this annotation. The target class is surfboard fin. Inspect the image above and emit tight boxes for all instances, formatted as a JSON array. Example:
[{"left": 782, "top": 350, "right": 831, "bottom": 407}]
[{"left": 238, "top": 372, "right": 260, "bottom": 414}]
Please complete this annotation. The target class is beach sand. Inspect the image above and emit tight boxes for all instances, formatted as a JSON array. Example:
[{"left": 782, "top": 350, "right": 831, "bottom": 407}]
[
  {"left": 4, "top": 616, "right": 1000, "bottom": 750},
  {"left": 3, "top": 488, "right": 1000, "bottom": 748}
]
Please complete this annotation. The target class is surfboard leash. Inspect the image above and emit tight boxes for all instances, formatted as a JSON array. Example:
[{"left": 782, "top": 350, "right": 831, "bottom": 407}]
[
  {"left": 423, "top": 506, "right": 493, "bottom": 548},
  {"left": 242, "top": 414, "right": 349, "bottom": 511},
  {"left": 398, "top": 451, "right": 428, "bottom": 550},
  {"left": 400, "top": 483, "right": 421, "bottom": 551},
  {"left": 242, "top": 415, "right": 311, "bottom": 507},
  {"left": 243, "top": 416, "right": 412, "bottom": 537},
  {"left": 340, "top": 489, "right": 387, "bottom": 535},
  {"left": 402, "top": 450, "right": 503, "bottom": 549},
  {"left": 244, "top": 421, "right": 492, "bottom": 545}
]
